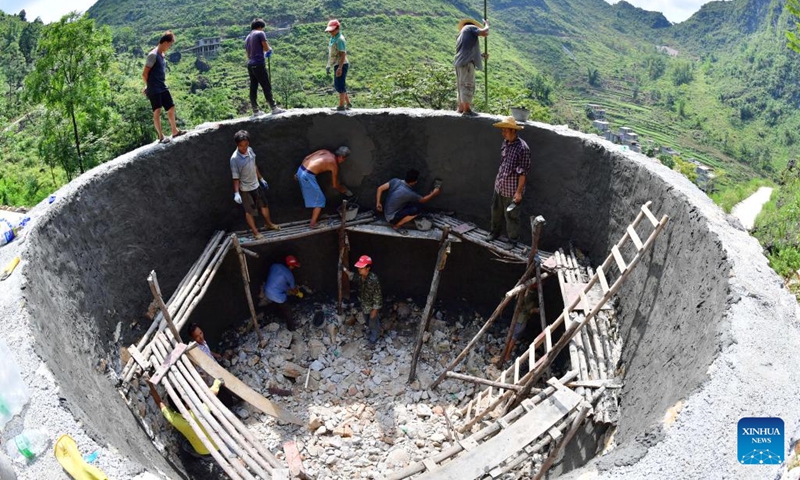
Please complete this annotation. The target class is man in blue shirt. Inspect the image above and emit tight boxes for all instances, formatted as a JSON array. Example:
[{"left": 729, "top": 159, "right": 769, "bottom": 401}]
[
  {"left": 245, "top": 19, "right": 284, "bottom": 116},
  {"left": 375, "top": 169, "right": 441, "bottom": 234},
  {"left": 260, "top": 256, "right": 302, "bottom": 331}
]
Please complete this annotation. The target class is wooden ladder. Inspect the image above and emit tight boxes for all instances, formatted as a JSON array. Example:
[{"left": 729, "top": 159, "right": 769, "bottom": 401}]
[{"left": 457, "top": 201, "right": 668, "bottom": 431}]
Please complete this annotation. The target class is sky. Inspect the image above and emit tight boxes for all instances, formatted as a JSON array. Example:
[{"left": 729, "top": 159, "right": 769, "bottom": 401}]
[{"left": 2, "top": 0, "right": 713, "bottom": 25}]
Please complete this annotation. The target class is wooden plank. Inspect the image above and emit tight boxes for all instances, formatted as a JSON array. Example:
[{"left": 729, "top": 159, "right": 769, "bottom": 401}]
[
  {"left": 627, "top": 225, "right": 644, "bottom": 251},
  {"left": 641, "top": 203, "right": 659, "bottom": 227},
  {"left": 346, "top": 223, "right": 460, "bottom": 242},
  {"left": 596, "top": 265, "right": 609, "bottom": 293},
  {"left": 188, "top": 349, "right": 303, "bottom": 425},
  {"left": 150, "top": 343, "right": 187, "bottom": 385},
  {"left": 611, "top": 245, "right": 627, "bottom": 273},
  {"left": 419, "top": 388, "right": 582, "bottom": 480},
  {"left": 422, "top": 458, "right": 438, "bottom": 472},
  {"left": 282, "top": 441, "right": 306, "bottom": 479},
  {"left": 128, "top": 345, "right": 150, "bottom": 370},
  {"left": 567, "top": 379, "right": 623, "bottom": 389},
  {"left": 453, "top": 223, "right": 476, "bottom": 234}
]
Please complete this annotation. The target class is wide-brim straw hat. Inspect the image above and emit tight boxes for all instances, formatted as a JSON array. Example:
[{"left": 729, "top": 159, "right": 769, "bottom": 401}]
[
  {"left": 457, "top": 18, "right": 481, "bottom": 32},
  {"left": 493, "top": 116, "right": 524, "bottom": 130}
]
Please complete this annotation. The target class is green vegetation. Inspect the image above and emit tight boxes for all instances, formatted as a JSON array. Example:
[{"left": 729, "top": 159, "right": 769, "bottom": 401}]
[
  {"left": 753, "top": 167, "right": 800, "bottom": 278},
  {"left": 709, "top": 177, "right": 775, "bottom": 213}
]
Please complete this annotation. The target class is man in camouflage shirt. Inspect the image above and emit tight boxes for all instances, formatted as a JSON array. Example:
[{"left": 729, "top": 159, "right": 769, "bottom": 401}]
[{"left": 348, "top": 255, "right": 383, "bottom": 343}]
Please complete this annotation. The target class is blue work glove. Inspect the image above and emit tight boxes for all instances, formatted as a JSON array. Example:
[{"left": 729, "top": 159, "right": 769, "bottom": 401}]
[
  {"left": 264, "top": 48, "right": 273, "bottom": 59},
  {"left": 233, "top": 192, "right": 242, "bottom": 204},
  {"left": 259, "top": 178, "right": 269, "bottom": 190}
]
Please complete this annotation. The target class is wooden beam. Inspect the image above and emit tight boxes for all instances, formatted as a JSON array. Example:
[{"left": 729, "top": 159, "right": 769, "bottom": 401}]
[
  {"left": 409, "top": 227, "right": 452, "bottom": 383},
  {"left": 445, "top": 371, "right": 522, "bottom": 392},
  {"left": 147, "top": 270, "right": 181, "bottom": 341},
  {"left": 188, "top": 348, "right": 303, "bottom": 425},
  {"left": 231, "top": 234, "right": 263, "bottom": 345}
]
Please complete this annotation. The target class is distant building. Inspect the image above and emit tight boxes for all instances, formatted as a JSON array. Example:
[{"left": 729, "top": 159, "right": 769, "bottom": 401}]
[
  {"left": 184, "top": 37, "right": 222, "bottom": 56},
  {"left": 586, "top": 104, "right": 606, "bottom": 120},
  {"left": 660, "top": 146, "right": 679, "bottom": 156},
  {"left": 593, "top": 120, "right": 609, "bottom": 132},
  {"left": 618, "top": 127, "right": 638, "bottom": 144},
  {"left": 695, "top": 164, "right": 716, "bottom": 192}
]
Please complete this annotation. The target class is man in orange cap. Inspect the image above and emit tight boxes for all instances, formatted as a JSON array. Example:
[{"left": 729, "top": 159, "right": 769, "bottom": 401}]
[
  {"left": 260, "top": 255, "right": 303, "bottom": 330},
  {"left": 345, "top": 255, "right": 383, "bottom": 343},
  {"left": 487, "top": 117, "right": 530, "bottom": 247}
]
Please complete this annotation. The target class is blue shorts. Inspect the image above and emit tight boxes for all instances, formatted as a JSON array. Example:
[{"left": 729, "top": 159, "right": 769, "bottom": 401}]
[
  {"left": 297, "top": 166, "right": 326, "bottom": 208},
  {"left": 333, "top": 63, "right": 348, "bottom": 93}
]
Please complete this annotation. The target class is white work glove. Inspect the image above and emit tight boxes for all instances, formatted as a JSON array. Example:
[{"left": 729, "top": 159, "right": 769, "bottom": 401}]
[
  {"left": 344, "top": 188, "right": 354, "bottom": 198},
  {"left": 259, "top": 178, "right": 269, "bottom": 189},
  {"left": 233, "top": 192, "right": 242, "bottom": 204}
]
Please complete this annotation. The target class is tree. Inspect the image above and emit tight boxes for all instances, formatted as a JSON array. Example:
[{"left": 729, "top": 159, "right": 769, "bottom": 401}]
[
  {"left": 25, "top": 13, "right": 113, "bottom": 176},
  {"left": 671, "top": 61, "right": 693, "bottom": 86},
  {"left": 788, "top": 0, "right": 800, "bottom": 54}
]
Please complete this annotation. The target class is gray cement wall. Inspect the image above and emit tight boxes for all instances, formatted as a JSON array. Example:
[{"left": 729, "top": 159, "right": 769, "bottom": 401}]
[{"left": 12, "top": 109, "right": 800, "bottom": 479}]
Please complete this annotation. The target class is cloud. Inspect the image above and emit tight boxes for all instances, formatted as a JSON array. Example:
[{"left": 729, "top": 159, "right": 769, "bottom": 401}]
[
  {"left": 2, "top": 0, "right": 98, "bottom": 24},
  {"left": 605, "top": 0, "right": 714, "bottom": 23}
]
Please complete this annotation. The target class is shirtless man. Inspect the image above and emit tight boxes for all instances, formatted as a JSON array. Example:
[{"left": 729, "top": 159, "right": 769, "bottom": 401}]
[{"left": 295, "top": 146, "right": 353, "bottom": 227}]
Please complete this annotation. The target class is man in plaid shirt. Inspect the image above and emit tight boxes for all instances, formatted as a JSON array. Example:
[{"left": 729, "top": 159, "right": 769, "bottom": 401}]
[{"left": 487, "top": 116, "right": 531, "bottom": 246}]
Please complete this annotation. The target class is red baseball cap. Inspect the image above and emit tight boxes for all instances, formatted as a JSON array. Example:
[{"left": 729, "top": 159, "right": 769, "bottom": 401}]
[
  {"left": 354, "top": 255, "right": 372, "bottom": 268},
  {"left": 285, "top": 255, "right": 300, "bottom": 268},
  {"left": 325, "top": 19, "right": 341, "bottom": 32}
]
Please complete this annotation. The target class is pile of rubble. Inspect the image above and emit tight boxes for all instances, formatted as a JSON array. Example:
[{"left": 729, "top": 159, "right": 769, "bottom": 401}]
[{"left": 217, "top": 297, "right": 522, "bottom": 478}]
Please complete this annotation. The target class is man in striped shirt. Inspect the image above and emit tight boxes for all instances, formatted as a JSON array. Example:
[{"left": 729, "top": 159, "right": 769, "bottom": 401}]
[{"left": 487, "top": 117, "right": 531, "bottom": 247}]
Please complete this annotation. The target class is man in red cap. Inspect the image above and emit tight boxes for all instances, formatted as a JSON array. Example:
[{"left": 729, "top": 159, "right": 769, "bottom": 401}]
[
  {"left": 260, "top": 255, "right": 303, "bottom": 330},
  {"left": 345, "top": 255, "right": 383, "bottom": 343}
]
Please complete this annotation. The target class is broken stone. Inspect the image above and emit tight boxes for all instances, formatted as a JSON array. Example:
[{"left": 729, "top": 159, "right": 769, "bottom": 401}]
[
  {"left": 432, "top": 405, "right": 444, "bottom": 415},
  {"left": 333, "top": 425, "right": 353, "bottom": 437},
  {"left": 308, "top": 339, "right": 325, "bottom": 358},
  {"left": 276, "top": 330, "right": 293, "bottom": 349},
  {"left": 266, "top": 322, "right": 280, "bottom": 332},
  {"left": 314, "top": 426, "right": 327, "bottom": 436},
  {"left": 416, "top": 404, "right": 433, "bottom": 418},
  {"left": 308, "top": 415, "right": 323, "bottom": 432},
  {"left": 282, "top": 361, "right": 305, "bottom": 378},
  {"left": 248, "top": 355, "right": 260, "bottom": 367},
  {"left": 385, "top": 448, "right": 411, "bottom": 467},
  {"left": 430, "top": 432, "right": 446, "bottom": 444},
  {"left": 435, "top": 341, "right": 450, "bottom": 353}
]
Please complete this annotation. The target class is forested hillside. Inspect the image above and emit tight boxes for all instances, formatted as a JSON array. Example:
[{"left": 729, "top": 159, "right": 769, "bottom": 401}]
[{"left": 1, "top": 0, "right": 799, "bottom": 281}]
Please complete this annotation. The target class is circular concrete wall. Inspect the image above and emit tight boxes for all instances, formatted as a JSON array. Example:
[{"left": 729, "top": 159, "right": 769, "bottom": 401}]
[{"left": 14, "top": 109, "right": 800, "bottom": 479}]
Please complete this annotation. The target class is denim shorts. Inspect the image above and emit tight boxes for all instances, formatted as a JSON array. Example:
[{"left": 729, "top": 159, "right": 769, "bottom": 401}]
[{"left": 333, "top": 63, "right": 349, "bottom": 93}]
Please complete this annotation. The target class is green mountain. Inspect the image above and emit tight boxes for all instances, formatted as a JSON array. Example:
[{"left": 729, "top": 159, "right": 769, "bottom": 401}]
[{"left": 3, "top": 0, "right": 800, "bottom": 204}]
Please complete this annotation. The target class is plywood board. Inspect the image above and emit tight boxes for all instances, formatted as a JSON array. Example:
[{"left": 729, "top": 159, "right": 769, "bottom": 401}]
[
  {"left": 346, "top": 223, "right": 459, "bottom": 242},
  {"left": 419, "top": 387, "right": 582, "bottom": 480},
  {"left": 188, "top": 349, "right": 303, "bottom": 425}
]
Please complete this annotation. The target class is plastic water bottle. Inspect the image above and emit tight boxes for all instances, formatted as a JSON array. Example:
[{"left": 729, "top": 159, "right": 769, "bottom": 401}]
[
  {"left": 0, "top": 340, "right": 30, "bottom": 431},
  {"left": 5, "top": 429, "right": 49, "bottom": 463},
  {"left": 0, "top": 220, "right": 13, "bottom": 246}
]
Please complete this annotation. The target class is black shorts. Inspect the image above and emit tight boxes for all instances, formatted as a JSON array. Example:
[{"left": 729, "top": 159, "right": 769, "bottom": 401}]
[
  {"left": 148, "top": 90, "right": 175, "bottom": 111},
  {"left": 242, "top": 188, "right": 268, "bottom": 216}
]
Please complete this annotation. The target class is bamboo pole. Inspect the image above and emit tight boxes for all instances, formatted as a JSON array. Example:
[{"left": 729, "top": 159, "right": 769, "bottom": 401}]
[
  {"left": 408, "top": 227, "right": 451, "bottom": 383},
  {"left": 152, "top": 336, "right": 275, "bottom": 477},
  {"left": 500, "top": 216, "right": 543, "bottom": 366},
  {"left": 430, "top": 258, "right": 544, "bottom": 390},
  {"left": 445, "top": 371, "right": 521, "bottom": 391},
  {"left": 231, "top": 234, "right": 263, "bottom": 345},
  {"left": 169, "top": 339, "right": 282, "bottom": 469},
  {"left": 149, "top": 370, "right": 246, "bottom": 480},
  {"left": 337, "top": 200, "right": 348, "bottom": 317},
  {"left": 123, "top": 231, "right": 224, "bottom": 380},
  {"left": 533, "top": 403, "right": 593, "bottom": 480},
  {"left": 507, "top": 214, "right": 669, "bottom": 412},
  {"left": 124, "top": 236, "right": 233, "bottom": 384}
]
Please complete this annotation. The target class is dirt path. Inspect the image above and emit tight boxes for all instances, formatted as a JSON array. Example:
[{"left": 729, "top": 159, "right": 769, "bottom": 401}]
[{"left": 731, "top": 186, "right": 773, "bottom": 231}]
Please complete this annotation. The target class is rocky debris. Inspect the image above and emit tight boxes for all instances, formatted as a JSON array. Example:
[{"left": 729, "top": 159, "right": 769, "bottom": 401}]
[{"left": 190, "top": 295, "right": 624, "bottom": 478}]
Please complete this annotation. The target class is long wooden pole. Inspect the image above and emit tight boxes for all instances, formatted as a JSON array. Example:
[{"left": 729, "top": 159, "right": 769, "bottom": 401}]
[
  {"left": 231, "top": 234, "right": 263, "bottom": 345},
  {"left": 147, "top": 270, "right": 181, "bottom": 341},
  {"left": 483, "top": 0, "right": 488, "bottom": 107},
  {"left": 408, "top": 227, "right": 451, "bottom": 383},
  {"left": 430, "top": 260, "right": 543, "bottom": 390},
  {"left": 337, "top": 200, "right": 348, "bottom": 317}
]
